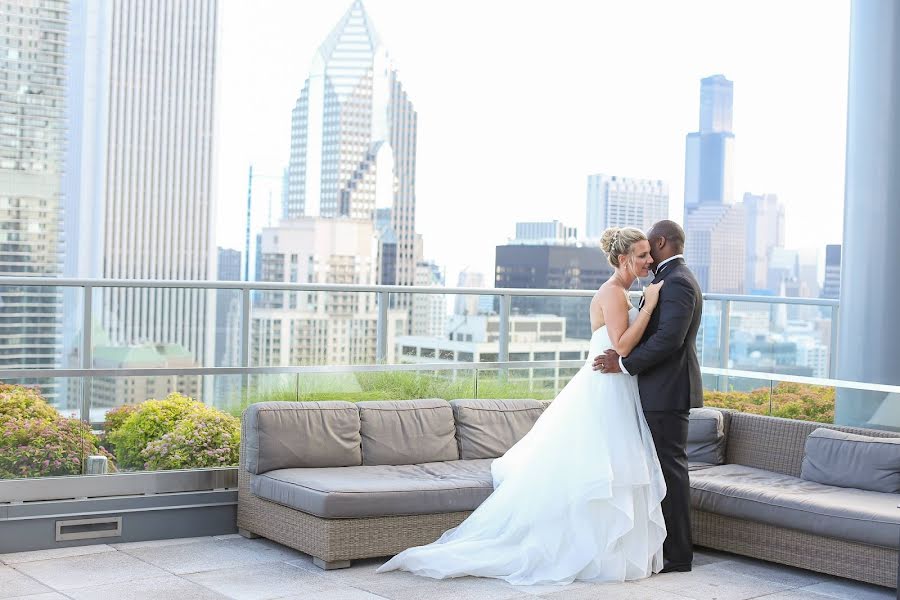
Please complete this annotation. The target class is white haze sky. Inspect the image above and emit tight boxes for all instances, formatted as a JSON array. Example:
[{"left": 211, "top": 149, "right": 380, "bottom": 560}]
[{"left": 216, "top": 0, "right": 850, "bottom": 284}]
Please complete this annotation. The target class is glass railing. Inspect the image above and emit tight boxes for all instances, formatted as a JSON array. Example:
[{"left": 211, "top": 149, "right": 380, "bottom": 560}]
[{"left": 1, "top": 277, "right": 882, "bottom": 499}]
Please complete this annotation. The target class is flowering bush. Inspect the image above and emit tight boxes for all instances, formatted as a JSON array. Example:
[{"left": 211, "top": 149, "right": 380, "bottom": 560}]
[
  {"left": 0, "top": 384, "right": 113, "bottom": 479},
  {"left": 141, "top": 409, "right": 240, "bottom": 470},
  {"left": 0, "top": 383, "right": 61, "bottom": 422},
  {"left": 105, "top": 393, "right": 240, "bottom": 470}
]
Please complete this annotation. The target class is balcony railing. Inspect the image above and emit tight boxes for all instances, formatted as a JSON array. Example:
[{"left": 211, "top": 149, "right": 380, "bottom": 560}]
[{"left": 1, "top": 276, "right": 886, "bottom": 504}]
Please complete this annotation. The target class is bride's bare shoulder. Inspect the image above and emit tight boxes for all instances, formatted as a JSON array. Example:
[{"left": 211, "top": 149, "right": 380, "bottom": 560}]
[{"left": 594, "top": 280, "right": 623, "bottom": 305}]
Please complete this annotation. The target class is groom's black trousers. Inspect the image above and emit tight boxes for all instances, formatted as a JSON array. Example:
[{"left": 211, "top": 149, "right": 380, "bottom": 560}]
[{"left": 644, "top": 410, "right": 693, "bottom": 566}]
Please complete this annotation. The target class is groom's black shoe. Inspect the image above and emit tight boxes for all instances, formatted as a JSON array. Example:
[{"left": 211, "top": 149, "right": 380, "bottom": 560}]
[{"left": 660, "top": 562, "right": 692, "bottom": 573}]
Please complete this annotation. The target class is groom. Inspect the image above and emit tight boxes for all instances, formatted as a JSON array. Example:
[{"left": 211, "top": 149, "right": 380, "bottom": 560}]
[{"left": 593, "top": 219, "right": 703, "bottom": 573}]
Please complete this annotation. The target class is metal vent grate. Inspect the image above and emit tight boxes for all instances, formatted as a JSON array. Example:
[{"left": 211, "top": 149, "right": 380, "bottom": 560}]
[{"left": 55, "top": 517, "right": 122, "bottom": 542}]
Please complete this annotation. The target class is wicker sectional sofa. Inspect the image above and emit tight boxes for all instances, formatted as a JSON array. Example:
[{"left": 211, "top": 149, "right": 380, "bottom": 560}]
[
  {"left": 237, "top": 399, "right": 900, "bottom": 588},
  {"left": 691, "top": 409, "right": 900, "bottom": 588}
]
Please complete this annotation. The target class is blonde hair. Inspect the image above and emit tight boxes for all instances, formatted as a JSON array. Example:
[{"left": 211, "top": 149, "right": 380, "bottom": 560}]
[{"left": 599, "top": 227, "right": 647, "bottom": 268}]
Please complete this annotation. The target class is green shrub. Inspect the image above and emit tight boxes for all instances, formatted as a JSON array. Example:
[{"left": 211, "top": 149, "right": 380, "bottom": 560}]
[
  {"left": 704, "top": 382, "right": 834, "bottom": 423},
  {"left": 141, "top": 409, "right": 240, "bottom": 470},
  {"left": 0, "top": 383, "right": 60, "bottom": 422},
  {"left": 0, "top": 384, "right": 113, "bottom": 479},
  {"left": 106, "top": 393, "right": 240, "bottom": 470},
  {"left": 104, "top": 403, "right": 139, "bottom": 436}
]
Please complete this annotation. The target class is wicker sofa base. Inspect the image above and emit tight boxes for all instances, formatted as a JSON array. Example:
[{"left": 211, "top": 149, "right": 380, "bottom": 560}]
[
  {"left": 238, "top": 473, "right": 470, "bottom": 565},
  {"left": 692, "top": 509, "right": 898, "bottom": 588}
]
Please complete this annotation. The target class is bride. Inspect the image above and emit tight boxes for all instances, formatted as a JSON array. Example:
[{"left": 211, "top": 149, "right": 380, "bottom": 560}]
[{"left": 377, "top": 227, "right": 667, "bottom": 585}]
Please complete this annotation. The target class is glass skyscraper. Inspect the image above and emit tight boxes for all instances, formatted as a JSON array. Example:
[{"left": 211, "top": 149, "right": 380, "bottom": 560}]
[
  {"left": 0, "top": 0, "right": 68, "bottom": 401},
  {"left": 684, "top": 74, "right": 735, "bottom": 209},
  {"left": 285, "top": 0, "right": 420, "bottom": 293}
]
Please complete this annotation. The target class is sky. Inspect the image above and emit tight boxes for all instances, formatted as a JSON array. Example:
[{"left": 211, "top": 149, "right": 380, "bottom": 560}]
[{"left": 216, "top": 0, "right": 851, "bottom": 285}]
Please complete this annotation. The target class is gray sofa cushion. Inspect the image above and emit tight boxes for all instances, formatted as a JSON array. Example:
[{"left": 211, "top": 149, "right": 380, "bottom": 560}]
[
  {"left": 250, "top": 459, "right": 494, "bottom": 518},
  {"left": 450, "top": 399, "right": 545, "bottom": 459},
  {"left": 243, "top": 401, "right": 361, "bottom": 474},
  {"left": 690, "top": 464, "right": 900, "bottom": 548},
  {"left": 357, "top": 399, "right": 459, "bottom": 465},
  {"left": 801, "top": 428, "right": 900, "bottom": 493},
  {"left": 687, "top": 408, "right": 726, "bottom": 465}
]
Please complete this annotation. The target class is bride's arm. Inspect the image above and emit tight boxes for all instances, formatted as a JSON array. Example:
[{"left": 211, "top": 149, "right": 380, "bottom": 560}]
[{"left": 597, "top": 286, "right": 658, "bottom": 358}]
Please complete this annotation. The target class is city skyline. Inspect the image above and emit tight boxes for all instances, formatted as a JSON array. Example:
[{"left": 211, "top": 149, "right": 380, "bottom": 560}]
[{"left": 217, "top": 0, "right": 850, "bottom": 284}]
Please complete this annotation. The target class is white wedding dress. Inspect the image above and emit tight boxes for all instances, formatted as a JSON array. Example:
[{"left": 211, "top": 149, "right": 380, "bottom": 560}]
[{"left": 377, "top": 307, "right": 667, "bottom": 585}]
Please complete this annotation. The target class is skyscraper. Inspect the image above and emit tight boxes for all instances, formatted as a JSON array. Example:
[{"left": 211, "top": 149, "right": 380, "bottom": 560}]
[
  {"left": 586, "top": 175, "right": 669, "bottom": 237},
  {"left": 64, "top": 0, "right": 219, "bottom": 370},
  {"left": 454, "top": 270, "right": 488, "bottom": 316},
  {"left": 514, "top": 221, "right": 578, "bottom": 244},
  {"left": 684, "top": 203, "right": 746, "bottom": 294},
  {"left": 216, "top": 248, "right": 242, "bottom": 368},
  {"left": 684, "top": 75, "right": 736, "bottom": 210},
  {"left": 495, "top": 245, "right": 615, "bottom": 340},
  {"left": 743, "top": 192, "right": 785, "bottom": 293},
  {"left": 0, "top": 0, "right": 68, "bottom": 400},
  {"left": 412, "top": 261, "right": 446, "bottom": 338},
  {"left": 821, "top": 244, "right": 841, "bottom": 300},
  {"left": 285, "top": 0, "right": 420, "bottom": 294},
  {"left": 252, "top": 217, "right": 405, "bottom": 366}
]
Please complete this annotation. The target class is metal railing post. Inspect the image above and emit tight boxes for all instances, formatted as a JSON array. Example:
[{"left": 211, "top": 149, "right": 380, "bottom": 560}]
[
  {"left": 241, "top": 288, "right": 252, "bottom": 405},
  {"left": 829, "top": 305, "right": 839, "bottom": 379},
  {"left": 718, "top": 300, "right": 731, "bottom": 392},
  {"left": 80, "top": 286, "right": 93, "bottom": 424},
  {"left": 376, "top": 291, "right": 389, "bottom": 363},
  {"left": 498, "top": 294, "right": 511, "bottom": 382}
]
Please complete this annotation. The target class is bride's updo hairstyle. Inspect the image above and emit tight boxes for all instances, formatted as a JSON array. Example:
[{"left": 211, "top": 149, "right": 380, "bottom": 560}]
[{"left": 599, "top": 227, "right": 647, "bottom": 268}]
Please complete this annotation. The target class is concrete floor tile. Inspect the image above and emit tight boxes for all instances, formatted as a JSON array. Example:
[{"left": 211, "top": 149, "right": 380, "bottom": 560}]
[
  {"left": 119, "top": 537, "right": 303, "bottom": 575},
  {"left": 184, "top": 561, "right": 342, "bottom": 600},
  {"left": 12, "top": 551, "right": 168, "bottom": 591},
  {"left": 0, "top": 545, "right": 114, "bottom": 565},
  {"left": 65, "top": 574, "right": 231, "bottom": 600},
  {"left": 0, "top": 566, "right": 53, "bottom": 599}
]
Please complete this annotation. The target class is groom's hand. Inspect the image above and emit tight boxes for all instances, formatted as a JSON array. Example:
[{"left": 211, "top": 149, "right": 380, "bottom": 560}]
[{"left": 592, "top": 349, "right": 622, "bottom": 373}]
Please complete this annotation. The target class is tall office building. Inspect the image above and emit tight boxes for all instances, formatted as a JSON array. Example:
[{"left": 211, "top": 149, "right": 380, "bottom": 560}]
[
  {"left": 412, "top": 261, "right": 446, "bottom": 338},
  {"left": 684, "top": 75, "right": 736, "bottom": 210},
  {"left": 821, "top": 244, "right": 841, "bottom": 300},
  {"left": 767, "top": 248, "right": 799, "bottom": 294},
  {"left": 743, "top": 193, "right": 785, "bottom": 293},
  {"left": 797, "top": 249, "right": 820, "bottom": 298},
  {"left": 495, "top": 245, "right": 615, "bottom": 340},
  {"left": 684, "top": 203, "right": 746, "bottom": 294},
  {"left": 215, "top": 248, "right": 241, "bottom": 368},
  {"left": 514, "top": 221, "right": 578, "bottom": 244},
  {"left": 253, "top": 217, "right": 405, "bottom": 366},
  {"left": 64, "top": 0, "right": 219, "bottom": 371},
  {"left": 0, "top": 0, "right": 69, "bottom": 400},
  {"left": 454, "top": 270, "right": 488, "bottom": 316},
  {"left": 285, "top": 0, "right": 420, "bottom": 296},
  {"left": 585, "top": 175, "right": 668, "bottom": 238}
]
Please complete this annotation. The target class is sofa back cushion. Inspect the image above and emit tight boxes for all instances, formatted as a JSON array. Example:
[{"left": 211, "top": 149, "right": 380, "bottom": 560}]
[
  {"left": 687, "top": 408, "right": 726, "bottom": 465},
  {"left": 801, "top": 427, "right": 900, "bottom": 493},
  {"left": 450, "top": 399, "right": 545, "bottom": 459},
  {"left": 724, "top": 411, "right": 900, "bottom": 477},
  {"left": 243, "top": 401, "right": 362, "bottom": 474},
  {"left": 357, "top": 399, "right": 459, "bottom": 465}
]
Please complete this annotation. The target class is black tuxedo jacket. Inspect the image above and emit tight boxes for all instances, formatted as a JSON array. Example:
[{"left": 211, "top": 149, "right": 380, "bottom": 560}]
[{"left": 622, "top": 258, "right": 703, "bottom": 412}]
